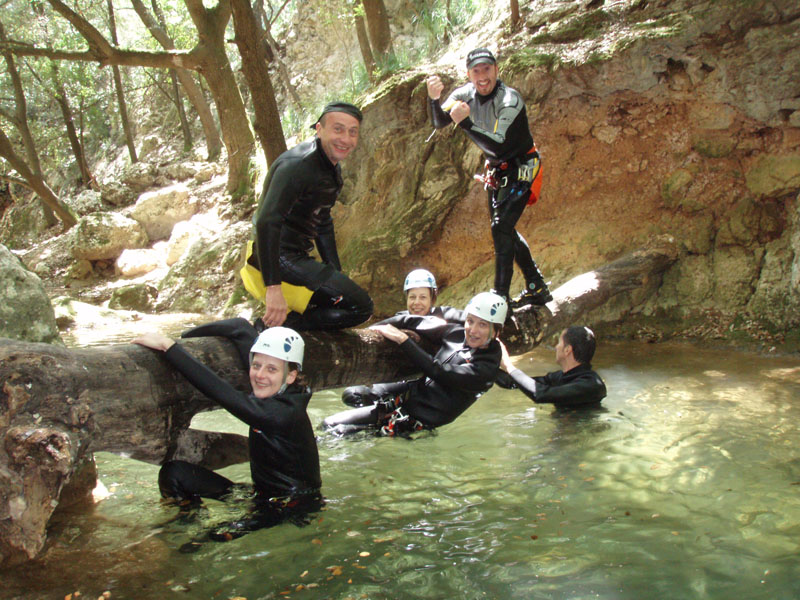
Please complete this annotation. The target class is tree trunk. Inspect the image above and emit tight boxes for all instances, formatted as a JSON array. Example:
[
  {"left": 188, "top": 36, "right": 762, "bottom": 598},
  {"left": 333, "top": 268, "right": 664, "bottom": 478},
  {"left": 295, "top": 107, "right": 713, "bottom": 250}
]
[
  {"left": 261, "top": 22, "right": 303, "bottom": 113},
  {"left": 0, "top": 235, "right": 677, "bottom": 566},
  {"left": 183, "top": 0, "right": 255, "bottom": 195},
  {"left": 106, "top": 0, "right": 138, "bottom": 163},
  {"left": 131, "top": 0, "right": 223, "bottom": 161},
  {"left": 229, "top": 0, "right": 287, "bottom": 166},
  {"left": 169, "top": 70, "right": 194, "bottom": 152},
  {"left": 0, "top": 20, "right": 59, "bottom": 226},
  {"left": 510, "top": 0, "right": 520, "bottom": 29},
  {"left": 49, "top": 61, "right": 93, "bottom": 187},
  {"left": 362, "top": 0, "right": 393, "bottom": 62},
  {"left": 354, "top": 4, "right": 376, "bottom": 81},
  {"left": 0, "top": 127, "right": 77, "bottom": 228}
]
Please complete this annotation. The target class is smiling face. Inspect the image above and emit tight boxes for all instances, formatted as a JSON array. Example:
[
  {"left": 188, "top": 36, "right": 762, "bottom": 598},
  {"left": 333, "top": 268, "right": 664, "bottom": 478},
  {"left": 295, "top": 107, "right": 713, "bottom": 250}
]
[
  {"left": 249, "top": 353, "right": 297, "bottom": 398},
  {"left": 467, "top": 62, "right": 499, "bottom": 96},
  {"left": 315, "top": 111, "right": 360, "bottom": 164},
  {"left": 464, "top": 313, "right": 494, "bottom": 349},
  {"left": 406, "top": 287, "right": 434, "bottom": 316}
]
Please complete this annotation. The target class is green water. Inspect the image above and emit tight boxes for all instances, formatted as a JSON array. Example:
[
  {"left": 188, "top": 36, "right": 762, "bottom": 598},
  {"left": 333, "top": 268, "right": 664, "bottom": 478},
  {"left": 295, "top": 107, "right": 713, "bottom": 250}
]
[{"left": 4, "top": 342, "right": 800, "bottom": 600}]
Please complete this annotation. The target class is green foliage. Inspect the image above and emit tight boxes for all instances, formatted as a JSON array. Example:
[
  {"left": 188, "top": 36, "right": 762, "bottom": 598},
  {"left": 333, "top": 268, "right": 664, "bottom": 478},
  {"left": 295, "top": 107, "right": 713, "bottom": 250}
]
[
  {"left": 410, "top": 0, "right": 478, "bottom": 59},
  {"left": 502, "top": 49, "right": 562, "bottom": 74},
  {"left": 531, "top": 9, "right": 613, "bottom": 44}
]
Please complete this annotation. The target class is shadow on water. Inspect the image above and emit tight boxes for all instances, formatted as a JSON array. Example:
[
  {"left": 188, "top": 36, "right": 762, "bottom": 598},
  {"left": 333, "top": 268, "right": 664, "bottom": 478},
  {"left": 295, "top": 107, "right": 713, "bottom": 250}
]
[{"left": 3, "top": 341, "right": 800, "bottom": 599}]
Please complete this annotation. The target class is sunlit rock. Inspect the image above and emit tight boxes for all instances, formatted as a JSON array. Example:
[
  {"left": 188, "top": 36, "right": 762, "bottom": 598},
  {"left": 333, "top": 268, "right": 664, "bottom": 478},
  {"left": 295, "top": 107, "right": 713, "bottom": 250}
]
[
  {"left": 116, "top": 248, "right": 162, "bottom": 278},
  {"left": 70, "top": 212, "right": 149, "bottom": 261},
  {"left": 127, "top": 183, "right": 195, "bottom": 241}
]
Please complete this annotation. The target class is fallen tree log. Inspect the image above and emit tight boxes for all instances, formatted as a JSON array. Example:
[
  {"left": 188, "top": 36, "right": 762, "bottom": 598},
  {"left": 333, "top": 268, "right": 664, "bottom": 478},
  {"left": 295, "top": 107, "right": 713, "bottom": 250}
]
[{"left": 0, "top": 234, "right": 678, "bottom": 565}]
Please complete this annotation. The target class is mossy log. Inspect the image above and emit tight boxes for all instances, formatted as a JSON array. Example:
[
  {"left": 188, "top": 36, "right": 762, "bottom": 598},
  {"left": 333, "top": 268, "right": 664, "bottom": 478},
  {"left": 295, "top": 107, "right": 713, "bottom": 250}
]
[{"left": 0, "top": 235, "right": 678, "bottom": 565}]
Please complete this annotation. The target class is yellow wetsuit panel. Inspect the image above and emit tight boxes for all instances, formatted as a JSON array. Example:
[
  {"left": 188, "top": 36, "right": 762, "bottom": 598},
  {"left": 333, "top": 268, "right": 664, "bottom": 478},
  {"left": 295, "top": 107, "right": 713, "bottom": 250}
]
[{"left": 240, "top": 241, "right": 314, "bottom": 314}]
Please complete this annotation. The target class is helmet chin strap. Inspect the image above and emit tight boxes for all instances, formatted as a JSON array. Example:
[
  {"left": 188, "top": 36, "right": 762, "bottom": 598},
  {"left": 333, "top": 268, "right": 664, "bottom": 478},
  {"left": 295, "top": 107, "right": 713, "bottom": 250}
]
[{"left": 277, "top": 363, "right": 289, "bottom": 395}]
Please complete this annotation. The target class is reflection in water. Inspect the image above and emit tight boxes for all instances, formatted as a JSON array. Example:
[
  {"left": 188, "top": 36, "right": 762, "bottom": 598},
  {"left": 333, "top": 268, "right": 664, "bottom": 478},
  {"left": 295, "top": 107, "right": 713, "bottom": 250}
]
[{"left": 3, "top": 342, "right": 800, "bottom": 599}]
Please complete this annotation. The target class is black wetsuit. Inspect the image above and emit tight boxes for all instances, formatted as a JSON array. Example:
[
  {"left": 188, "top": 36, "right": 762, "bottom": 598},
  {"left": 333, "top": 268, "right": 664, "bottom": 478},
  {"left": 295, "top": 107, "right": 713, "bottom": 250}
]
[
  {"left": 251, "top": 137, "right": 372, "bottom": 330},
  {"left": 328, "top": 315, "right": 501, "bottom": 434},
  {"left": 430, "top": 81, "right": 546, "bottom": 299},
  {"left": 498, "top": 363, "right": 607, "bottom": 408},
  {"left": 157, "top": 321, "right": 321, "bottom": 542}
]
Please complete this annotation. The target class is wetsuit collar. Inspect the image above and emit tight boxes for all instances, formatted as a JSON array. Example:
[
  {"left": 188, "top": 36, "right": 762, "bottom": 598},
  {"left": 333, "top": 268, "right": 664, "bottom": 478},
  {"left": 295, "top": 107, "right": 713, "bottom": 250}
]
[{"left": 313, "top": 136, "right": 343, "bottom": 183}]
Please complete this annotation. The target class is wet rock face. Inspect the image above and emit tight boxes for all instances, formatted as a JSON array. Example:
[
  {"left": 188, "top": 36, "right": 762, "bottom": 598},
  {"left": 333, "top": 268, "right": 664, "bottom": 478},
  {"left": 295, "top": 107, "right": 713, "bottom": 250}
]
[
  {"left": 0, "top": 244, "right": 61, "bottom": 344},
  {"left": 326, "top": 0, "right": 800, "bottom": 345}
]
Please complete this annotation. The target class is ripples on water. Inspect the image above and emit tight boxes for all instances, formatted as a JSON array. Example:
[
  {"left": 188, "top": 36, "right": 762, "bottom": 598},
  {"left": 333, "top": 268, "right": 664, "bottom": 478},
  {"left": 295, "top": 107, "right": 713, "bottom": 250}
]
[{"left": 4, "top": 342, "right": 800, "bottom": 599}]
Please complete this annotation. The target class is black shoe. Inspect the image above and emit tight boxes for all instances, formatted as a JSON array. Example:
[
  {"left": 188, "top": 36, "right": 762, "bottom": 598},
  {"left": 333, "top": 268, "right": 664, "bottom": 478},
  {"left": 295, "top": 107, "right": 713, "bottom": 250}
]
[{"left": 511, "top": 286, "right": 552, "bottom": 308}]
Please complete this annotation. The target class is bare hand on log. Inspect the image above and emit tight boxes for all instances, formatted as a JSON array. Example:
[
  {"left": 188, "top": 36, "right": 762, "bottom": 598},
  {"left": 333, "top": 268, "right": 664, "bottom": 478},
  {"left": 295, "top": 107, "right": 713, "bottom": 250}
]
[
  {"left": 370, "top": 324, "right": 409, "bottom": 345},
  {"left": 132, "top": 332, "right": 176, "bottom": 352}
]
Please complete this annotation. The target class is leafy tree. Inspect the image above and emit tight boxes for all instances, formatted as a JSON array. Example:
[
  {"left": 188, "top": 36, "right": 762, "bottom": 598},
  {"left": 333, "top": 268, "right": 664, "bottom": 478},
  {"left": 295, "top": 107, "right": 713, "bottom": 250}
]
[{"left": 0, "top": 0, "right": 257, "bottom": 195}]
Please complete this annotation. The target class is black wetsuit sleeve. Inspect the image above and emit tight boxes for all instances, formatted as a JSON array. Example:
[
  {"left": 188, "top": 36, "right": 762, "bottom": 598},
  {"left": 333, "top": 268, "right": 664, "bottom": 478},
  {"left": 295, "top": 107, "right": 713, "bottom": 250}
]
[
  {"left": 314, "top": 207, "right": 342, "bottom": 270},
  {"left": 380, "top": 314, "right": 451, "bottom": 343},
  {"left": 399, "top": 337, "right": 498, "bottom": 392},
  {"left": 509, "top": 368, "right": 607, "bottom": 407},
  {"left": 253, "top": 160, "right": 304, "bottom": 286},
  {"left": 430, "top": 98, "right": 454, "bottom": 128},
  {"left": 163, "top": 344, "right": 268, "bottom": 428}
]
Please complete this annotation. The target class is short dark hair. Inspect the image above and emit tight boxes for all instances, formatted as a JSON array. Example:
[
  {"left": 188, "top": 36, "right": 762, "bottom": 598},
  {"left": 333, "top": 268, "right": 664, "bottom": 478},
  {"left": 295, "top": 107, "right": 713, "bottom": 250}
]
[
  {"left": 562, "top": 326, "right": 596, "bottom": 364},
  {"left": 313, "top": 102, "right": 363, "bottom": 128}
]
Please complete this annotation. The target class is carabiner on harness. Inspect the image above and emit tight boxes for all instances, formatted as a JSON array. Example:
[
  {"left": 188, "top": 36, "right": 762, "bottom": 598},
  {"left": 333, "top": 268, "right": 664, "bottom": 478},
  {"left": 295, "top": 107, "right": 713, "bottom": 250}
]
[{"left": 380, "top": 406, "right": 424, "bottom": 437}]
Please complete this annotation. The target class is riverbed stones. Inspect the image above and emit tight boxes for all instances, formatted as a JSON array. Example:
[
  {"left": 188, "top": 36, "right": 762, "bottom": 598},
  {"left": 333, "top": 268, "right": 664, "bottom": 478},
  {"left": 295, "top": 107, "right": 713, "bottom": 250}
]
[
  {"left": 70, "top": 212, "right": 149, "bottom": 261},
  {"left": 108, "top": 283, "right": 158, "bottom": 312},
  {"left": 0, "top": 244, "right": 60, "bottom": 344}
]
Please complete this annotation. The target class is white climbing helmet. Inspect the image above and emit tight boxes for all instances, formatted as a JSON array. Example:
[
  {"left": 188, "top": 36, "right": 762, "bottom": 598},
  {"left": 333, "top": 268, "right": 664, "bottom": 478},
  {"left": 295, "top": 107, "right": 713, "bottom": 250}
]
[
  {"left": 404, "top": 269, "right": 437, "bottom": 292},
  {"left": 249, "top": 327, "right": 305, "bottom": 369},
  {"left": 464, "top": 292, "right": 508, "bottom": 325}
]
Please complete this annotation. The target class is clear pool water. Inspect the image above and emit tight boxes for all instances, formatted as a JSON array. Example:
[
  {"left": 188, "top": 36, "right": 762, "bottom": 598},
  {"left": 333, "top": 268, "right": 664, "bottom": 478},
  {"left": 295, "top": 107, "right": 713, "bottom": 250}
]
[{"left": 4, "top": 341, "right": 800, "bottom": 600}]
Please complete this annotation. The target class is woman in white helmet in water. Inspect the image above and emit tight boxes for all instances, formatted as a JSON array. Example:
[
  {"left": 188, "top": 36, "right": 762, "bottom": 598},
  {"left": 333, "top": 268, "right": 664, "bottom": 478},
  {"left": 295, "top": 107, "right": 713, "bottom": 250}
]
[
  {"left": 325, "top": 291, "right": 507, "bottom": 436},
  {"left": 378, "top": 268, "right": 464, "bottom": 322},
  {"left": 133, "top": 320, "right": 321, "bottom": 548}
]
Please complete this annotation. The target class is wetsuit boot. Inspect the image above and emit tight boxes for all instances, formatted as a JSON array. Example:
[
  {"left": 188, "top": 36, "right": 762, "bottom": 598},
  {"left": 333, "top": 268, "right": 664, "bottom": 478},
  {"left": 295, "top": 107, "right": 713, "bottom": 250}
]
[{"left": 510, "top": 234, "right": 551, "bottom": 308}]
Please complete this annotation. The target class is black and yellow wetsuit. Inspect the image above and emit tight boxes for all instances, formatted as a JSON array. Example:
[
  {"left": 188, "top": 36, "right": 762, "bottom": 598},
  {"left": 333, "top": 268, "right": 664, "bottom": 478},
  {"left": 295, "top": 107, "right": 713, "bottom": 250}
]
[
  {"left": 244, "top": 137, "right": 372, "bottom": 330},
  {"left": 430, "top": 80, "right": 548, "bottom": 302}
]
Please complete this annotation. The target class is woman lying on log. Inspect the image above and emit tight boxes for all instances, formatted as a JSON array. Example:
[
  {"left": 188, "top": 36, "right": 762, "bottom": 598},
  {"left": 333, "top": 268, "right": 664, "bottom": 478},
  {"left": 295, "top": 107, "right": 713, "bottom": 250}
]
[
  {"left": 375, "top": 268, "right": 465, "bottom": 322},
  {"left": 322, "top": 292, "right": 507, "bottom": 437},
  {"left": 133, "top": 319, "right": 322, "bottom": 550}
]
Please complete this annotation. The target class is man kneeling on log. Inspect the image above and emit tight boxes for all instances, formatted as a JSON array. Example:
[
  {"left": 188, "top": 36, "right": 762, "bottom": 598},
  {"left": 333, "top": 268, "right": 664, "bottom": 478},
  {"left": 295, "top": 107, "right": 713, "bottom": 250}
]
[{"left": 133, "top": 319, "right": 321, "bottom": 549}]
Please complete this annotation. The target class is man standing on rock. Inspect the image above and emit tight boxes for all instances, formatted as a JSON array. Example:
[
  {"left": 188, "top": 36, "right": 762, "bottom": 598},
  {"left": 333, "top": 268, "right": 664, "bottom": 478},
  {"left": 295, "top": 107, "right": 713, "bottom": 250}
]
[
  {"left": 241, "top": 102, "right": 373, "bottom": 330},
  {"left": 426, "top": 48, "right": 551, "bottom": 309}
]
